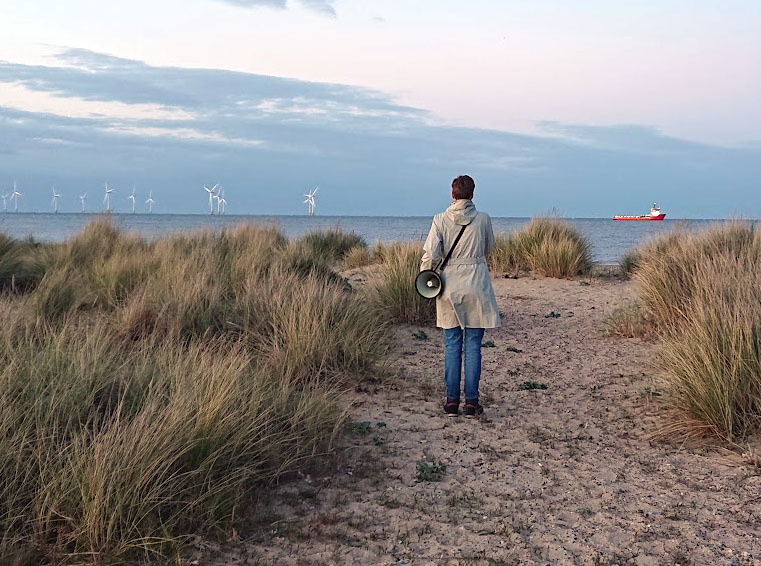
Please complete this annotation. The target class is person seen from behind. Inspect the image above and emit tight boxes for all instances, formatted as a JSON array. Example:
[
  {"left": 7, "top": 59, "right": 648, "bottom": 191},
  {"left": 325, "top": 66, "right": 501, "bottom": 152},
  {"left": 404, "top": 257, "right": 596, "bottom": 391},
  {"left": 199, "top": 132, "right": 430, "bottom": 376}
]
[{"left": 420, "top": 175, "right": 501, "bottom": 417}]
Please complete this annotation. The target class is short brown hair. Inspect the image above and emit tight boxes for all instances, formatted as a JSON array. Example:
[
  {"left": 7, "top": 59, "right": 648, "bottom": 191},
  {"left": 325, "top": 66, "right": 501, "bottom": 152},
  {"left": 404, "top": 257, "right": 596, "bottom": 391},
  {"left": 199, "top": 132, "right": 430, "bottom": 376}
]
[{"left": 451, "top": 175, "right": 475, "bottom": 200}]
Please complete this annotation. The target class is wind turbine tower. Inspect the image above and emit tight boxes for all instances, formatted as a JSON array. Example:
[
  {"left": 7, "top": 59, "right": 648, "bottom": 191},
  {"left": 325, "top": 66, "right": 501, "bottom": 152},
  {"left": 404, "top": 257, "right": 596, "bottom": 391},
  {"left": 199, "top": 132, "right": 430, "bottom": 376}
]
[
  {"left": 303, "top": 186, "right": 318, "bottom": 216},
  {"left": 79, "top": 193, "right": 87, "bottom": 213},
  {"left": 1, "top": 194, "right": 7, "bottom": 212},
  {"left": 128, "top": 186, "right": 136, "bottom": 213},
  {"left": 145, "top": 190, "right": 154, "bottom": 213},
  {"left": 219, "top": 191, "right": 227, "bottom": 215},
  {"left": 203, "top": 184, "right": 219, "bottom": 215},
  {"left": 51, "top": 187, "right": 61, "bottom": 213},
  {"left": 104, "top": 183, "right": 115, "bottom": 212},
  {"left": 11, "top": 182, "right": 21, "bottom": 212}
]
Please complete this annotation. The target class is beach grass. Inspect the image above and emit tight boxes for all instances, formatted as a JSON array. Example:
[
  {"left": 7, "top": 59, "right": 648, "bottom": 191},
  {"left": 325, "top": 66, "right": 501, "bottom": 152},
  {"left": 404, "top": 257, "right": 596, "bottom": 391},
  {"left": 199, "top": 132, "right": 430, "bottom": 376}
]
[
  {"left": 489, "top": 217, "right": 593, "bottom": 278},
  {"left": 0, "top": 219, "right": 389, "bottom": 563},
  {"left": 344, "top": 245, "right": 371, "bottom": 269},
  {"left": 623, "top": 219, "right": 761, "bottom": 439},
  {"left": 370, "top": 242, "right": 436, "bottom": 325},
  {"left": 301, "top": 226, "right": 367, "bottom": 263}
]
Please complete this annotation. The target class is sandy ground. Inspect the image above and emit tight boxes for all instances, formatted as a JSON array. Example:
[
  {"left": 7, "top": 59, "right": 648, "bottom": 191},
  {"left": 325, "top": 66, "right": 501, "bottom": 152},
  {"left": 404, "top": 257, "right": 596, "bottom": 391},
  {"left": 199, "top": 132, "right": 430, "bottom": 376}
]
[{"left": 197, "top": 275, "right": 761, "bottom": 566}]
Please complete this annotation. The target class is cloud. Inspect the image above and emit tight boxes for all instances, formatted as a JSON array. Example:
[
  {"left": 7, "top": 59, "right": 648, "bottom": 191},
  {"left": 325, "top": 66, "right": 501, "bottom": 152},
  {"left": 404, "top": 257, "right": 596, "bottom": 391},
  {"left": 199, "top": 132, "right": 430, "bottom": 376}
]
[
  {"left": 213, "top": 0, "right": 336, "bottom": 17},
  {"left": 0, "top": 49, "right": 759, "bottom": 218}
]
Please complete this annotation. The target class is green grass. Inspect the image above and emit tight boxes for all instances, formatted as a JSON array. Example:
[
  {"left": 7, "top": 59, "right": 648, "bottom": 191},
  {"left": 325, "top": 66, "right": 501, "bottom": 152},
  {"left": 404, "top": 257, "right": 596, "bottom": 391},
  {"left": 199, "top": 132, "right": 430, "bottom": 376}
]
[
  {"left": 0, "top": 219, "right": 390, "bottom": 564},
  {"left": 415, "top": 459, "right": 447, "bottom": 482},
  {"left": 519, "top": 381, "right": 548, "bottom": 391}
]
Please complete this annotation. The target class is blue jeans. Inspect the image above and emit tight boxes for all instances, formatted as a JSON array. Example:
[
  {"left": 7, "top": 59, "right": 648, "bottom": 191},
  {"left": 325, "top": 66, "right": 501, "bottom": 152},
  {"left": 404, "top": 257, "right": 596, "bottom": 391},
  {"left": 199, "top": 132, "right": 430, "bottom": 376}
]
[{"left": 444, "top": 327, "right": 485, "bottom": 401}]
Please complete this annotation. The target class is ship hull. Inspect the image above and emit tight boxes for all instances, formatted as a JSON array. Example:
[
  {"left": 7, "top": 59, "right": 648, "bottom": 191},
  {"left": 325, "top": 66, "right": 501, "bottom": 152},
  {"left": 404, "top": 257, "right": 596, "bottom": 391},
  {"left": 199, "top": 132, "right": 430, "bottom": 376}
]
[{"left": 612, "top": 214, "right": 666, "bottom": 221}]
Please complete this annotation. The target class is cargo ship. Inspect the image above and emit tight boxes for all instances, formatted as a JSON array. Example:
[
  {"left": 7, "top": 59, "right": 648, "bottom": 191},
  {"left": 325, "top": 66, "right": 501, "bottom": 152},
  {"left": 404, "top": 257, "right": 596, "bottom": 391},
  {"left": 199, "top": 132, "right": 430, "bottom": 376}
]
[{"left": 613, "top": 203, "right": 666, "bottom": 221}]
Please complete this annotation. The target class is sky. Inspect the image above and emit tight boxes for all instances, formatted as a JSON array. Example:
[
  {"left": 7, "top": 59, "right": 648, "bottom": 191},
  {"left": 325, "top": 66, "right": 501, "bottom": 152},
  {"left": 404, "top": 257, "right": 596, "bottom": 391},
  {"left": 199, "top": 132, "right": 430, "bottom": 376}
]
[{"left": 0, "top": 0, "right": 759, "bottom": 217}]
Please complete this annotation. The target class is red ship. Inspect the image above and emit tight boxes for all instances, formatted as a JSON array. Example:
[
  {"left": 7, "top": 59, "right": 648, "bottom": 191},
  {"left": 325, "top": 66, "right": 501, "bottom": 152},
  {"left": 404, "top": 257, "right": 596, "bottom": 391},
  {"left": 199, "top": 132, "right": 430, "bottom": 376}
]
[{"left": 613, "top": 203, "right": 666, "bottom": 221}]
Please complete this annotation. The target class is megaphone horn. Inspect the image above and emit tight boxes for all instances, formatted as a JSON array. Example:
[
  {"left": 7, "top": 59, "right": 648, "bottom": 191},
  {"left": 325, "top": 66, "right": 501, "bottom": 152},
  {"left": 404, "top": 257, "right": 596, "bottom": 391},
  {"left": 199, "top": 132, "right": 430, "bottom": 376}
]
[{"left": 415, "top": 269, "right": 443, "bottom": 299}]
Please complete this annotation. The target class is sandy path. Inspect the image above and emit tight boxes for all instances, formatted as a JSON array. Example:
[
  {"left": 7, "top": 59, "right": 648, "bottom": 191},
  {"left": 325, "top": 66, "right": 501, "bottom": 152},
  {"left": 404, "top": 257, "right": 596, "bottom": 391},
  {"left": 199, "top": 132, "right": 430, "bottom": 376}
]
[{"left": 202, "top": 276, "right": 761, "bottom": 566}]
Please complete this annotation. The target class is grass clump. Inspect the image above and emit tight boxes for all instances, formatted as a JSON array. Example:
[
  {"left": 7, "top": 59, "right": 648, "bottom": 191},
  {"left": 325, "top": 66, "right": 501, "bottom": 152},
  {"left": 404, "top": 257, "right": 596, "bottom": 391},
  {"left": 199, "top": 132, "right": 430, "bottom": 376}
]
[
  {"left": 489, "top": 217, "right": 593, "bottom": 278},
  {"left": 371, "top": 242, "right": 435, "bottom": 325},
  {"left": 604, "top": 302, "right": 655, "bottom": 339},
  {"left": 302, "top": 227, "right": 367, "bottom": 263},
  {"left": 519, "top": 381, "right": 548, "bottom": 391},
  {"left": 415, "top": 459, "right": 447, "bottom": 482},
  {"left": 623, "top": 220, "right": 761, "bottom": 440},
  {"left": 0, "top": 219, "right": 390, "bottom": 563},
  {"left": 344, "top": 245, "right": 371, "bottom": 269}
]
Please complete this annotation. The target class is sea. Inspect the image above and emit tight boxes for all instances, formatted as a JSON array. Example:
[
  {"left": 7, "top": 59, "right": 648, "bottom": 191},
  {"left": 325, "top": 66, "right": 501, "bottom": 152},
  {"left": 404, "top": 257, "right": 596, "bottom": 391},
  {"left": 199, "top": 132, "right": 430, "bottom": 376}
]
[{"left": 0, "top": 213, "right": 723, "bottom": 264}]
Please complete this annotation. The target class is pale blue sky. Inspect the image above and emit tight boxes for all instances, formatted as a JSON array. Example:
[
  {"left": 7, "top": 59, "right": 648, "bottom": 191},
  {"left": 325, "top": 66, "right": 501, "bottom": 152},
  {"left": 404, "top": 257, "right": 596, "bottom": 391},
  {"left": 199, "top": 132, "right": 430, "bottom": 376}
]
[{"left": 0, "top": 1, "right": 759, "bottom": 216}]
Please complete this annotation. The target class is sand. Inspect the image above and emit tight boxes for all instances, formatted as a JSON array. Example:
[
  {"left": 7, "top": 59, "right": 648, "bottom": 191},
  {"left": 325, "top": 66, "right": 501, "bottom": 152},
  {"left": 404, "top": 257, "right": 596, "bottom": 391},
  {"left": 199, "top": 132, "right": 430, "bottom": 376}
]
[{"left": 196, "top": 275, "right": 761, "bottom": 565}]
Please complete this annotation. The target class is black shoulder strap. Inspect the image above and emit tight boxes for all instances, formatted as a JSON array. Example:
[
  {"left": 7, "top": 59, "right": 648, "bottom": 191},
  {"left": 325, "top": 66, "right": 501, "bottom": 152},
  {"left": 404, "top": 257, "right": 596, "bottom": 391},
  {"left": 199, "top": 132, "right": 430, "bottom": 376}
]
[{"left": 438, "top": 224, "right": 467, "bottom": 271}]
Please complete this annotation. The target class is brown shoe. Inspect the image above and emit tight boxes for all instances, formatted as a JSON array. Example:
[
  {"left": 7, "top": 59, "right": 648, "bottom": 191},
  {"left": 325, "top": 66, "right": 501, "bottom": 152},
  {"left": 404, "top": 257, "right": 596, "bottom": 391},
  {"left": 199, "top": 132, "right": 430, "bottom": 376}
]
[
  {"left": 464, "top": 399, "right": 484, "bottom": 417},
  {"left": 443, "top": 397, "right": 460, "bottom": 417}
]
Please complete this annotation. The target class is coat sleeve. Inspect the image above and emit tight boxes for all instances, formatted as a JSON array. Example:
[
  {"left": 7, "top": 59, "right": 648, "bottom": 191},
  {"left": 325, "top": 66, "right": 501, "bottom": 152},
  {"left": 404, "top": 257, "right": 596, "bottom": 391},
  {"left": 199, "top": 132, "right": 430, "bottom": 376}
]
[
  {"left": 484, "top": 214, "right": 496, "bottom": 256},
  {"left": 420, "top": 216, "right": 442, "bottom": 271}
]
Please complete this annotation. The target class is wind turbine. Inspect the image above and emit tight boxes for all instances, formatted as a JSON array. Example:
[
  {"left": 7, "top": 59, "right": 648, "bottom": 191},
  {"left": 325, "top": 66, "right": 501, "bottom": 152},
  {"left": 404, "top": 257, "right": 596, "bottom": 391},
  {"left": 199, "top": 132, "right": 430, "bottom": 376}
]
[
  {"left": 1, "top": 194, "right": 7, "bottom": 212},
  {"left": 51, "top": 187, "right": 61, "bottom": 213},
  {"left": 11, "top": 182, "right": 21, "bottom": 212},
  {"left": 203, "top": 184, "right": 218, "bottom": 215},
  {"left": 303, "top": 186, "right": 318, "bottom": 216},
  {"left": 79, "top": 193, "right": 87, "bottom": 213},
  {"left": 219, "top": 191, "right": 227, "bottom": 215},
  {"left": 215, "top": 189, "right": 227, "bottom": 215},
  {"left": 104, "top": 183, "right": 115, "bottom": 212},
  {"left": 128, "top": 186, "right": 136, "bottom": 213},
  {"left": 145, "top": 190, "right": 154, "bottom": 213}
]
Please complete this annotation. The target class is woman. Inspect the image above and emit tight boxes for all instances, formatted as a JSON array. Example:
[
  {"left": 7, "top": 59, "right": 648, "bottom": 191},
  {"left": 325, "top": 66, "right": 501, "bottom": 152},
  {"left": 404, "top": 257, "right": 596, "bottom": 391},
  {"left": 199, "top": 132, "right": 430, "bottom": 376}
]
[{"left": 420, "top": 175, "right": 500, "bottom": 417}]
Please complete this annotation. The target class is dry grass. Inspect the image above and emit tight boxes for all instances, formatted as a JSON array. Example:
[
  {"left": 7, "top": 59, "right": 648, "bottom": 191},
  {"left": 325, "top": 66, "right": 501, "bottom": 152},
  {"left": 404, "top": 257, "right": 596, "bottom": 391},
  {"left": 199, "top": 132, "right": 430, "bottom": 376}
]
[
  {"left": 488, "top": 217, "right": 593, "bottom": 278},
  {"left": 301, "top": 227, "right": 367, "bottom": 263},
  {"left": 603, "top": 302, "right": 656, "bottom": 339},
  {"left": 370, "top": 242, "right": 435, "bottom": 325},
  {"left": 622, "top": 220, "right": 761, "bottom": 440},
  {"left": 0, "top": 218, "right": 389, "bottom": 564},
  {"left": 344, "top": 245, "right": 371, "bottom": 269}
]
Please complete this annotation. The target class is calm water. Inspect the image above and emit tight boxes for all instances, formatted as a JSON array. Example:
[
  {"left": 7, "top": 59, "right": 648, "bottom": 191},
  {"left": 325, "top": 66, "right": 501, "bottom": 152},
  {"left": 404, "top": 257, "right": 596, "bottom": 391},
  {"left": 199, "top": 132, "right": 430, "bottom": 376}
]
[{"left": 0, "top": 213, "right": 721, "bottom": 263}]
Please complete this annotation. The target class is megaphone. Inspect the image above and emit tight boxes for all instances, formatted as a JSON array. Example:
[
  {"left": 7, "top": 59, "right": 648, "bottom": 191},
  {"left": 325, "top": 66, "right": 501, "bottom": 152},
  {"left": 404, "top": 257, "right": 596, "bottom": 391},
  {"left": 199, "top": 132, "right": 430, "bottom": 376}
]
[
  {"left": 414, "top": 223, "right": 468, "bottom": 300},
  {"left": 415, "top": 269, "right": 443, "bottom": 299}
]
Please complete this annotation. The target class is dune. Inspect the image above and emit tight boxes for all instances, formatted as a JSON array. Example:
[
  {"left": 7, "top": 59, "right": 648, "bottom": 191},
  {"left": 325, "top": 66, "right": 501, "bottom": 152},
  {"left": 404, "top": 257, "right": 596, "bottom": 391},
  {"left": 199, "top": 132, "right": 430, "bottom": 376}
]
[{"left": 199, "top": 274, "right": 761, "bottom": 565}]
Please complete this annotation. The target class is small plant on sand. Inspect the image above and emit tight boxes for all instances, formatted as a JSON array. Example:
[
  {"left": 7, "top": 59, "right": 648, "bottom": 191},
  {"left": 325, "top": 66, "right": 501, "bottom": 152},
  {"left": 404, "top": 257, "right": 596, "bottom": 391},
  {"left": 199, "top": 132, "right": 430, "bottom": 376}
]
[
  {"left": 604, "top": 302, "right": 655, "bottom": 339},
  {"left": 481, "top": 340, "right": 495, "bottom": 348},
  {"left": 505, "top": 345, "right": 523, "bottom": 353},
  {"left": 416, "top": 459, "right": 447, "bottom": 482},
  {"left": 519, "top": 381, "right": 548, "bottom": 391},
  {"left": 412, "top": 329, "right": 429, "bottom": 340},
  {"left": 545, "top": 311, "right": 561, "bottom": 318},
  {"left": 347, "top": 421, "right": 373, "bottom": 435}
]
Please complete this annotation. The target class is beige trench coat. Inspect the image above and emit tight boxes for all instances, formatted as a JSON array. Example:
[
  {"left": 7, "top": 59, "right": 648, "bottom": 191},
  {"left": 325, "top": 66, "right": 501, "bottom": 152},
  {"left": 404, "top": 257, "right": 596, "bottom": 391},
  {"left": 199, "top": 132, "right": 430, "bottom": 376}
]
[{"left": 420, "top": 199, "right": 501, "bottom": 329}]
